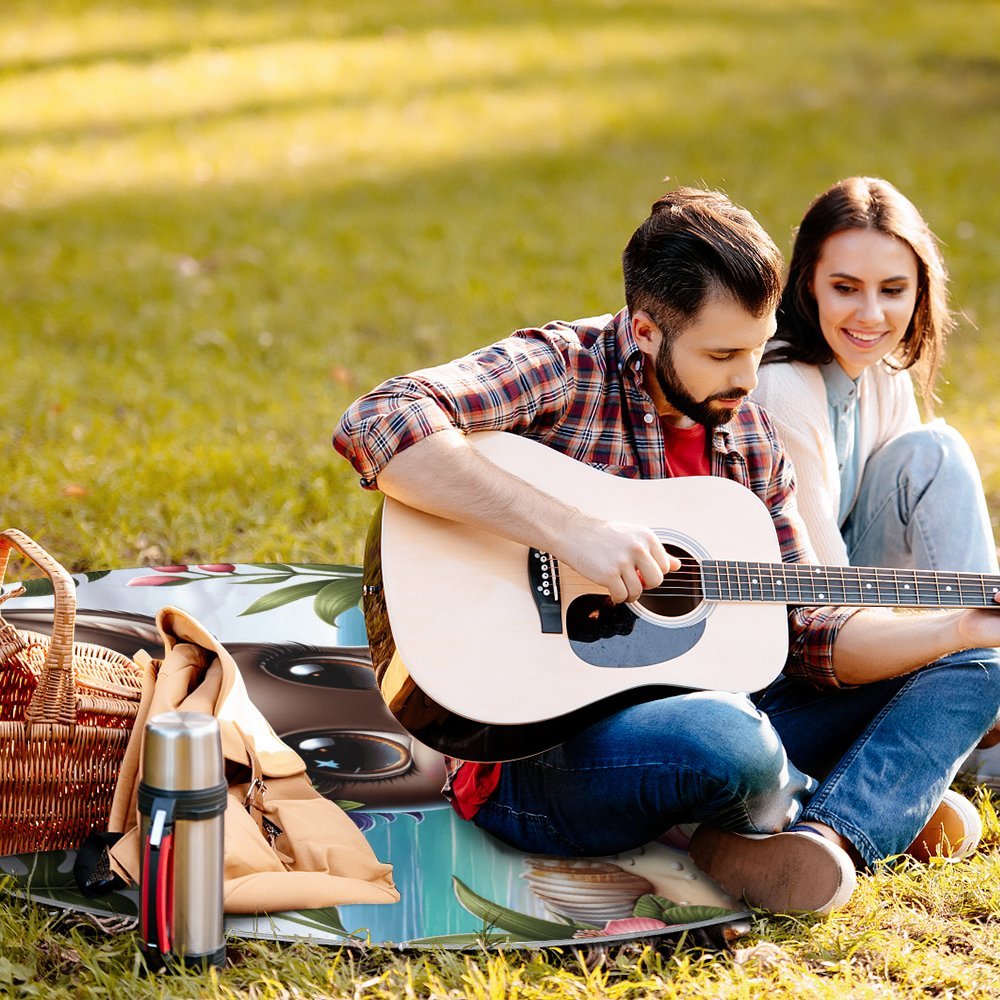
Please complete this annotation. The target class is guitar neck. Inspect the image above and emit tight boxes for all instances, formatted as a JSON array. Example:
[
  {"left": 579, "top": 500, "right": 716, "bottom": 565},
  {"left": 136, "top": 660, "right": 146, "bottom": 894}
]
[{"left": 701, "top": 561, "right": 1000, "bottom": 609}]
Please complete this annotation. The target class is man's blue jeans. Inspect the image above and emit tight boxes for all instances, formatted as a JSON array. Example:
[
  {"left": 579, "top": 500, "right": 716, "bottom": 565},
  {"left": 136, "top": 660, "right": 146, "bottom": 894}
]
[{"left": 475, "top": 649, "right": 1000, "bottom": 868}]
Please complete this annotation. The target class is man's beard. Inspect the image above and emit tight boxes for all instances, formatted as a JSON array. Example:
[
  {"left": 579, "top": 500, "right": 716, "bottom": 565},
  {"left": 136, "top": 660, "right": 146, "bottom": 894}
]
[{"left": 654, "top": 339, "right": 748, "bottom": 429}]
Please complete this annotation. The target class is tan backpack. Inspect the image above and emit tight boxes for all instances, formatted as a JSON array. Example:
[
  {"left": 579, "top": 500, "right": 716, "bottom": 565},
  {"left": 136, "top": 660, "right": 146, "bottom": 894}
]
[{"left": 106, "top": 606, "right": 398, "bottom": 914}]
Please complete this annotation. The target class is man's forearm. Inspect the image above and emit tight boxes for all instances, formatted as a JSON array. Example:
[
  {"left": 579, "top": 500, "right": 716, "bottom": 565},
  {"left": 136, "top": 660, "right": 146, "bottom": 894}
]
[
  {"left": 375, "top": 428, "right": 579, "bottom": 555},
  {"left": 832, "top": 607, "right": 989, "bottom": 684}
]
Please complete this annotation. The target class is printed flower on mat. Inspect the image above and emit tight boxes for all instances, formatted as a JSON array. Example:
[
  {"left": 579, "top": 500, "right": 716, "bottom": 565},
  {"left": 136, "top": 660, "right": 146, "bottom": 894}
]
[
  {"left": 127, "top": 575, "right": 187, "bottom": 586},
  {"left": 573, "top": 917, "right": 667, "bottom": 939},
  {"left": 126, "top": 563, "right": 363, "bottom": 627}
]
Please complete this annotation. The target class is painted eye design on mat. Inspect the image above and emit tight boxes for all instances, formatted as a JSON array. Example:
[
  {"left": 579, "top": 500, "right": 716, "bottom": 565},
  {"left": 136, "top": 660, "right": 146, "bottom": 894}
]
[
  {"left": 254, "top": 643, "right": 377, "bottom": 691},
  {"left": 285, "top": 729, "right": 414, "bottom": 783}
]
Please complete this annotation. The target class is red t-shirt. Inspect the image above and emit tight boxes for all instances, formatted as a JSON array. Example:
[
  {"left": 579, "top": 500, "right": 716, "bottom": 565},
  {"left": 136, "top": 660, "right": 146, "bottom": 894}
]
[
  {"left": 660, "top": 419, "right": 710, "bottom": 477},
  {"left": 448, "top": 420, "right": 710, "bottom": 820}
]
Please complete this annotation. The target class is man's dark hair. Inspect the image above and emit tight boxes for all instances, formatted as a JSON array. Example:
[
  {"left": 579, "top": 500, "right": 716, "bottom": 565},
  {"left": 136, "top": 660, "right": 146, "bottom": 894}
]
[{"left": 622, "top": 187, "right": 783, "bottom": 340}]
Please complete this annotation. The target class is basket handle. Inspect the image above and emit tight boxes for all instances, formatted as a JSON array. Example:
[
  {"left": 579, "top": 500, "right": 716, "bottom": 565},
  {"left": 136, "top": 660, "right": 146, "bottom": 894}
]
[{"left": 0, "top": 528, "right": 78, "bottom": 728}]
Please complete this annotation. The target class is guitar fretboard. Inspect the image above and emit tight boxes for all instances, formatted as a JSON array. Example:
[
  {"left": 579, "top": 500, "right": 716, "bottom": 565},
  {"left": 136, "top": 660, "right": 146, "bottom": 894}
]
[{"left": 700, "top": 561, "right": 1000, "bottom": 609}]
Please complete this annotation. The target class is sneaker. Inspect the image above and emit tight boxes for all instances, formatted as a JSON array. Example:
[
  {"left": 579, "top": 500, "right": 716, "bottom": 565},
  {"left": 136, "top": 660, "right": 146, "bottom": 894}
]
[
  {"left": 687, "top": 826, "right": 857, "bottom": 915},
  {"left": 906, "top": 789, "right": 982, "bottom": 862}
]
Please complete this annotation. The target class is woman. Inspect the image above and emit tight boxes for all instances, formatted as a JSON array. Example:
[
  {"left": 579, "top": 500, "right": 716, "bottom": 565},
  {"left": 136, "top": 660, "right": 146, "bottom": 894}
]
[{"left": 753, "top": 176, "right": 1000, "bottom": 858}]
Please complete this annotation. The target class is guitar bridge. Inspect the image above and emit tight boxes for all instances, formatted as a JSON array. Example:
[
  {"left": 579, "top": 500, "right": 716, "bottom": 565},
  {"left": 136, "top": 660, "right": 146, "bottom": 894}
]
[{"left": 528, "top": 549, "right": 563, "bottom": 633}]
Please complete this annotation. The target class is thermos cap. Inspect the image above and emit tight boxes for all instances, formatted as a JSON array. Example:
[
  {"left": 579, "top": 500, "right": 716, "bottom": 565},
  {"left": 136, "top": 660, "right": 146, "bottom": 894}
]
[{"left": 142, "top": 711, "right": 225, "bottom": 791}]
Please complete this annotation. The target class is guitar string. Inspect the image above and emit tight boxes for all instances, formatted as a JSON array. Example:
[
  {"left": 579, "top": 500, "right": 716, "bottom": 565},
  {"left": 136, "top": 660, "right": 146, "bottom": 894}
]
[
  {"left": 545, "top": 560, "right": 1000, "bottom": 586},
  {"left": 554, "top": 564, "right": 1000, "bottom": 605},
  {"left": 555, "top": 583, "right": 999, "bottom": 606}
]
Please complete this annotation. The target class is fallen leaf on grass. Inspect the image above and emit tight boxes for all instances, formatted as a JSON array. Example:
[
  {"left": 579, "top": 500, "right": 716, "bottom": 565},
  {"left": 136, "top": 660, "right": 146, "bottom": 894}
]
[{"left": 731, "top": 942, "right": 794, "bottom": 968}]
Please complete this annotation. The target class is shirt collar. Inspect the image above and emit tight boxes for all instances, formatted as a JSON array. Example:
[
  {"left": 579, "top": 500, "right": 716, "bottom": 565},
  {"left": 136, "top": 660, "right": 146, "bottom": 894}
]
[
  {"left": 616, "top": 308, "right": 645, "bottom": 379},
  {"left": 820, "top": 359, "right": 860, "bottom": 406}
]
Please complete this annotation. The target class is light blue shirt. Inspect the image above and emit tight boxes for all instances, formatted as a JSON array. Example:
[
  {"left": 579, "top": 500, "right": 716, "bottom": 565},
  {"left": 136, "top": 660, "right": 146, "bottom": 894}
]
[{"left": 820, "top": 360, "right": 864, "bottom": 527}]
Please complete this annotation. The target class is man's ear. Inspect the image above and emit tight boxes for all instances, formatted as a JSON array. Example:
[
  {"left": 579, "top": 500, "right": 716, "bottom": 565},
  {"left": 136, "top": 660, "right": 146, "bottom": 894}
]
[{"left": 631, "top": 310, "right": 663, "bottom": 359}]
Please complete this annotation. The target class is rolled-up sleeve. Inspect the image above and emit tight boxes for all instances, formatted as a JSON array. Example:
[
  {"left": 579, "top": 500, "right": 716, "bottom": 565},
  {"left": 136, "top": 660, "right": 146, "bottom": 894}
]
[{"left": 333, "top": 332, "right": 574, "bottom": 488}]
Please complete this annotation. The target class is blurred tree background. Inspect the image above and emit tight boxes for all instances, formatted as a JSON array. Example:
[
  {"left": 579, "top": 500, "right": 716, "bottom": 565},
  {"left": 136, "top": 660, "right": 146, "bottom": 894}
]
[{"left": 3, "top": 0, "right": 998, "bottom": 569}]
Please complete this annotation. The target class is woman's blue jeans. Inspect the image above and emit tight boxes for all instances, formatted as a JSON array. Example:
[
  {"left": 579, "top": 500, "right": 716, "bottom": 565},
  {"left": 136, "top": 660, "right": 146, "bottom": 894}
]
[{"left": 842, "top": 422, "right": 999, "bottom": 574}]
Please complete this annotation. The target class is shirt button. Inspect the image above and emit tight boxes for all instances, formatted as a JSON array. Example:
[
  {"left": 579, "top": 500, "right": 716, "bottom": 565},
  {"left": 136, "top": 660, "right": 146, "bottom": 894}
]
[{"left": 643, "top": 413, "right": 655, "bottom": 424}]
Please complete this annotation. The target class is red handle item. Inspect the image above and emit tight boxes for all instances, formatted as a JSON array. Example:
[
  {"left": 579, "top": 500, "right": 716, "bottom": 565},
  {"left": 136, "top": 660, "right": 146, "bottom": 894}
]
[
  {"left": 156, "top": 832, "right": 174, "bottom": 955},
  {"left": 140, "top": 800, "right": 176, "bottom": 963}
]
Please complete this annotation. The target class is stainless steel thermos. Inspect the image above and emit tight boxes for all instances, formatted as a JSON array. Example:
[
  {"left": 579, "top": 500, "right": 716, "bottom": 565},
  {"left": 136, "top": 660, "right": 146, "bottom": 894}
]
[{"left": 139, "top": 711, "right": 227, "bottom": 970}]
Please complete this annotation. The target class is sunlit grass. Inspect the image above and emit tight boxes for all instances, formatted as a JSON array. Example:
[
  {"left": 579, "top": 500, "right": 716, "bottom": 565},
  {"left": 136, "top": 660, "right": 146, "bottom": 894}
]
[
  {"left": 4, "top": 810, "right": 1000, "bottom": 998},
  {"left": 3, "top": 0, "right": 999, "bottom": 568}
]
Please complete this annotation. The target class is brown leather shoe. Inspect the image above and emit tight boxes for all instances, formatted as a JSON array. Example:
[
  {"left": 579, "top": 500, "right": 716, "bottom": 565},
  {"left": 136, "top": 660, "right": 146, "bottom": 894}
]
[
  {"left": 688, "top": 826, "right": 857, "bottom": 915},
  {"left": 907, "top": 789, "right": 982, "bottom": 862}
]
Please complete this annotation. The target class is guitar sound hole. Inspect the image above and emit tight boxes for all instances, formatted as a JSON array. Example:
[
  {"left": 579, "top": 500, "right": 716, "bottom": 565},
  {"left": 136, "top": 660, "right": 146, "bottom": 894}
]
[{"left": 636, "top": 543, "right": 703, "bottom": 618}]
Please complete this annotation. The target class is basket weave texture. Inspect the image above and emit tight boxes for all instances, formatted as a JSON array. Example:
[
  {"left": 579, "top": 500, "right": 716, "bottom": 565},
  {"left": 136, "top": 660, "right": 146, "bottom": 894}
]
[{"left": 0, "top": 529, "right": 144, "bottom": 855}]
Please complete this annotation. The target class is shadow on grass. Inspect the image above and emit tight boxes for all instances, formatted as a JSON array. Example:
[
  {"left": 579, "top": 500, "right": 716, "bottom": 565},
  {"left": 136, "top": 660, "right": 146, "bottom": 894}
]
[{"left": 1, "top": 0, "right": 821, "bottom": 78}]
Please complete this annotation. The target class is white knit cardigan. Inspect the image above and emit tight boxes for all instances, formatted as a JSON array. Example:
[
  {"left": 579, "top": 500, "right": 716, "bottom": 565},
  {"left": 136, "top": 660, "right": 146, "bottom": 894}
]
[{"left": 752, "top": 359, "right": 921, "bottom": 566}]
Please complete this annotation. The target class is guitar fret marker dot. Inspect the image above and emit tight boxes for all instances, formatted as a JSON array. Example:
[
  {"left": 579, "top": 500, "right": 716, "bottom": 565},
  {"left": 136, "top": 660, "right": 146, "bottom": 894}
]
[{"left": 865, "top": 583, "right": 872, "bottom": 589}]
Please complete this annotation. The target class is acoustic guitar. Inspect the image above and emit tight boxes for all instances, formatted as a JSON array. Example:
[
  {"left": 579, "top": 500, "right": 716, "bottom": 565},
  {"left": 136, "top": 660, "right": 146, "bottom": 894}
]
[{"left": 362, "top": 431, "right": 1000, "bottom": 762}]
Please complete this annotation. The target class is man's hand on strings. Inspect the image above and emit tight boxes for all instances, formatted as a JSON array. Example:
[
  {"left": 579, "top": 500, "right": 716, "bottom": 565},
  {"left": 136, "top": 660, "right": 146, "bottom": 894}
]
[{"left": 555, "top": 517, "right": 680, "bottom": 604}]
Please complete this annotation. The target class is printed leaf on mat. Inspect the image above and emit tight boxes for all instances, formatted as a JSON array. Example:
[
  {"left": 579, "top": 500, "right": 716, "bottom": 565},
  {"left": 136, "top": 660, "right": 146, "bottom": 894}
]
[
  {"left": 226, "top": 575, "right": 295, "bottom": 586},
  {"left": 659, "top": 904, "right": 737, "bottom": 924},
  {"left": 290, "top": 564, "right": 362, "bottom": 575},
  {"left": 1, "top": 851, "right": 138, "bottom": 918},
  {"left": 13, "top": 579, "right": 54, "bottom": 597},
  {"left": 313, "top": 579, "right": 364, "bottom": 626},
  {"left": 452, "top": 876, "right": 596, "bottom": 940},
  {"left": 633, "top": 893, "right": 734, "bottom": 924},
  {"left": 0, "top": 851, "right": 74, "bottom": 890},
  {"left": 272, "top": 906, "right": 351, "bottom": 936},
  {"left": 238, "top": 580, "right": 331, "bottom": 616},
  {"left": 404, "top": 930, "right": 517, "bottom": 947},
  {"left": 633, "top": 893, "right": 677, "bottom": 920}
]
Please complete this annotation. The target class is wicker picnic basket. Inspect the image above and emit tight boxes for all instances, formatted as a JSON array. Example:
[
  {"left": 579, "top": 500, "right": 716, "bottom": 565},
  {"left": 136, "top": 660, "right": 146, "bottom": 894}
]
[{"left": 0, "top": 528, "right": 144, "bottom": 855}]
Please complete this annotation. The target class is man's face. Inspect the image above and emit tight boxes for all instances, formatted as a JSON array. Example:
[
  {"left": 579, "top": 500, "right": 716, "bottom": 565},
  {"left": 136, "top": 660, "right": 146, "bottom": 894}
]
[{"left": 636, "top": 291, "right": 776, "bottom": 428}]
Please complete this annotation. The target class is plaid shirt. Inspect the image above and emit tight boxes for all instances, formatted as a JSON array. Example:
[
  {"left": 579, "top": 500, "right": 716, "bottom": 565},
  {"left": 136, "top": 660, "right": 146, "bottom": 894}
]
[{"left": 334, "top": 310, "right": 859, "bottom": 808}]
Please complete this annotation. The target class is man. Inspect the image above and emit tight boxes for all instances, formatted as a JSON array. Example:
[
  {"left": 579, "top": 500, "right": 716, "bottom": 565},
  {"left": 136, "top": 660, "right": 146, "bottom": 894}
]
[{"left": 333, "top": 188, "right": 1000, "bottom": 914}]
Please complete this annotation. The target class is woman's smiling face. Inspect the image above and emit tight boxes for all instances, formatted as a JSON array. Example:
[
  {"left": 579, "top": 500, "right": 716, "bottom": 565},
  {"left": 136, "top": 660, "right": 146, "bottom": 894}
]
[{"left": 811, "top": 228, "right": 919, "bottom": 379}]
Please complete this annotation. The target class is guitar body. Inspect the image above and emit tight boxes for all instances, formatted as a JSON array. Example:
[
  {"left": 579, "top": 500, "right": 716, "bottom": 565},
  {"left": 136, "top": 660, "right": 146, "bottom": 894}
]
[{"left": 364, "top": 432, "right": 789, "bottom": 761}]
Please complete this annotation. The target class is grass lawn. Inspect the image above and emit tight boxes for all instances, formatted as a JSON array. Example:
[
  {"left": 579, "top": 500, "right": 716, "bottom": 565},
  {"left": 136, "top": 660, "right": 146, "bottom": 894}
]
[{"left": 3, "top": 0, "right": 1000, "bottom": 995}]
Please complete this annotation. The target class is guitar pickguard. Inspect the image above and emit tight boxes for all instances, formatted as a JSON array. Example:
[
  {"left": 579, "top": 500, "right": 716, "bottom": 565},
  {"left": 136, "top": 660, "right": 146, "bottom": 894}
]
[{"left": 565, "top": 594, "right": 706, "bottom": 667}]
